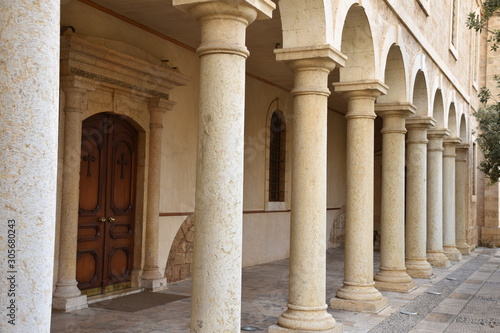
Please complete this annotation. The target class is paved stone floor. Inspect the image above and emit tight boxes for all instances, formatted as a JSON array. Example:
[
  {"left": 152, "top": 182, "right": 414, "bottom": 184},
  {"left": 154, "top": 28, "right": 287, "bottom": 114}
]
[{"left": 51, "top": 247, "right": 500, "bottom": 333}]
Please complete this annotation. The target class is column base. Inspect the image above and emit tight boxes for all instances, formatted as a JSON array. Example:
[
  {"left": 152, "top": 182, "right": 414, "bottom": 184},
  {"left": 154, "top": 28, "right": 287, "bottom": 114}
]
[
  {"left": 52, "top": 294, "right": 88, "bottom": 312},
  {"left": 405, "top": 258, "right": 434, "bottom": 279},
  {"left": 426, "top": 251, "right": 451, "bottom": 268},
  {"left": 374, "top": 268, "right": 416, "bottom": 293},
  {"left": 330, "top": 296, "right": 388, "bottom": 313},
  {"left": 443, "top": 245, "right": 462, "bottom": 261},
  {"left": 456, "top": 241, "right": 471, "bottom": 255},
  {"left": 141, "top": 277, "right": 167, "bottom": 291},
  {"left": 268, "top": 324, "right": 343, "bottom": 333},
  {"left": 271, "top": 304, "right": 339, "bottom": 332}
]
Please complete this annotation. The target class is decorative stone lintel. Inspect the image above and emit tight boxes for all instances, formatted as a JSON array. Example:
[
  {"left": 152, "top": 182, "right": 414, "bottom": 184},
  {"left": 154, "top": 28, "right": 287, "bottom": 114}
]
[
  {"left": 61, "top": 32, "right": 191, "bottom": 99},
  {"left": 173, "top": 0, "right": 275, "bottom": 21}
]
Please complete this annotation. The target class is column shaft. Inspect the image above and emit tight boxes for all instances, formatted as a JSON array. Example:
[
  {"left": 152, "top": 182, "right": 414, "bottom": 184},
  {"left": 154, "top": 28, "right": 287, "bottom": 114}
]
[
  {"left": 426, "top": 130, "right": 451, "bottom": 267},
  {"left": 142, "top": 100, "right": 173, "bottom": 291},
  {"left": 330, "top": 81, "right": 388, "bottom": 313},
  {"left": 172, "top": 1, "right": 274, "bottom": 331},
  {"left": 271, "top": 47, "right": 345, "bottom": 333},
  {"left": 52, "top": 84, "right": 88, "bottom": 311},
  {"left": 0, "top": 1, "right": 60, "bottom": 331},
  {"left": 455, "top": 144, "right": 471, "bottom": 254},
  {"left": 442, "top": 139, "right": 462, "bottom": 261},
  {"left": 405, "top": 118, "right": 434, "bottom": 278},
  {"left": 374, "top": 105, "right": 415, "bottom": 292}
]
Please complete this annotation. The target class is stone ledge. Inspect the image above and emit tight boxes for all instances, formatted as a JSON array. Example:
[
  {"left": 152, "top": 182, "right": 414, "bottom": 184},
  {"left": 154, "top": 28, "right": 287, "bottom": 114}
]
[{"left": 52, "top": 295, "right": 88, "bottom": 312}]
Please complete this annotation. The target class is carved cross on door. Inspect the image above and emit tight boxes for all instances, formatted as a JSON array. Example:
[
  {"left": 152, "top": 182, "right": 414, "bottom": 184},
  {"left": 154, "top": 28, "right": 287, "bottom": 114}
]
[
  {"left": 83, "top": 152, "right": 96, "bottom": 177},
  {"left": 117, "top": 153, "right": 128, "bottom": 179}
]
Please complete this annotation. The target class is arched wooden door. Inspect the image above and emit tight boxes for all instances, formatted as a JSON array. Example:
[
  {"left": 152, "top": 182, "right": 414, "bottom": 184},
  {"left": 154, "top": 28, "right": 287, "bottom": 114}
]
[{"left": 76, "top": 113, "right": 137, "bottom": 296}]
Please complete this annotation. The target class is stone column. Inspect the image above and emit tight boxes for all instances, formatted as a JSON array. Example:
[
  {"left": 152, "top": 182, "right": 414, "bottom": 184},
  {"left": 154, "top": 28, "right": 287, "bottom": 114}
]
[
  {"left": 141, "top": 98, "right": 175, "bottom": 291},
  {"left": 405, "top": 117, "right": 435, "bottom": 278},
  {"left": 442, "top": 138, "right": 462, "bottom": 261},
  {"left": 172, "top": 1, "right": 274, "bottom": 331},
  {"left": 426, "top": 129, "right": 451, "bottom": 267},
  {"left": 0, "top": 1, "right": 60, "bottom": 331},
  {"left": 455, "top": 144, "right": 472, "bottom": 254},
  {"left": 52, "top": 79, "right": 90, "bottom": 311},
  {"left": 374, "top": 103, "right": 416, "bottom": 293},
  {"left": 269, "top": 46, "right": 345, "bottom": 333},
  {"left": 330, "top": 81, "right": 388, "bottom": 313}
]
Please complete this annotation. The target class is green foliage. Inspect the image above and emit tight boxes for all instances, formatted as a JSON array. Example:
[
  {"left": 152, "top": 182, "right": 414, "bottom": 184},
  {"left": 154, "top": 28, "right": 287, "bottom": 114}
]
[
  {"left": 467, "top": 0, "right": 500, "bottom": 50},
  {"left": 468, "top": 1, "right": 500, "bottom": 184},
  {"left": 473, "top": 105, "right": 500, "bottom": 183}
]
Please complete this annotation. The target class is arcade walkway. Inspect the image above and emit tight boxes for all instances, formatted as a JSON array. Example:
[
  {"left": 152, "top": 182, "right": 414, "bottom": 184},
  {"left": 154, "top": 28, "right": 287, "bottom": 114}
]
[{"left": 51, "top": 247, "right": 500, "bottom": 333}]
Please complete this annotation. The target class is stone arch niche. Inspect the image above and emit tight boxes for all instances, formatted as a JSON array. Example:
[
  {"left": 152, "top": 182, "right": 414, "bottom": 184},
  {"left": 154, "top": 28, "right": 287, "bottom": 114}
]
[
  {"left": 412, "top": 70, "right": 429, "bottom": 117},
  {"left": 340, "top": 4, "right": 376, "bottom": 81},
  {"left": 433, "top": 90, "right": 445, "bottom": 128},
  {"left": 459, "top": 114, "right": 468, "bottom": 142},
  {"left": 278, "top": 0, "right": 333, "bottom": 48},
  {"left": 165, "top": 215, "right": 195, "bottom": 283},
  {"left": 448, "top": 103, "right": 458, "bottom": 137},
  {"left": 54, "top": 31, "right": 190, "bottom": 309}
]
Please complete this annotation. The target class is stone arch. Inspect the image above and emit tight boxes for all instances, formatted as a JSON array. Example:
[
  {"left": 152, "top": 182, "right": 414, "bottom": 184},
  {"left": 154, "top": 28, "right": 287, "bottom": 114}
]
[
  {"left": 459, "top": 114, "right": 468, "bottom": 143},
  {"left": 412, "top": 70, "right": 429, "bottom": 117},
  {"left": 432, "top": 90, "right": 445, "bottom": 128},
  {"left": 339, "top": 4, "right": 376, "bottom": 81},
  {"left": 165, "top": 214, "right": 194, "bottom": 283},
  {"left": 278, "top": 0, "right": 333, "bottom": 47},
  {"left": 448, "top": 103, "right": 458, "bottom": 137},
  {"left": 378, "top": 44, "right": 407, "bottom": 103}
]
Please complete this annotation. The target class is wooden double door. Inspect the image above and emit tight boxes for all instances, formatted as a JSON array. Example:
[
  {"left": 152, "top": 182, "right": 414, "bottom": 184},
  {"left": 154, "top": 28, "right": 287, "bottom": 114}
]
[{"left": 76, "top": 113, "right": 137, "bottom": 296}]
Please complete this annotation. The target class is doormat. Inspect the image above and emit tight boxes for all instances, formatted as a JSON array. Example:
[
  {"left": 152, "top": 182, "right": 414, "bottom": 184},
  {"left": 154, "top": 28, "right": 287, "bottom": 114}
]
[{"left": 89, "top": 292, "right": 189, "bottom": 312}]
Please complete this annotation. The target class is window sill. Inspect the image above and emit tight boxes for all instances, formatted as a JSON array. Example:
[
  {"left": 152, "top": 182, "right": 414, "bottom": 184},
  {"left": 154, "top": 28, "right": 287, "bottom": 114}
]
[{"left": 266, "top": 201, "right": 287, "bottom": 211}]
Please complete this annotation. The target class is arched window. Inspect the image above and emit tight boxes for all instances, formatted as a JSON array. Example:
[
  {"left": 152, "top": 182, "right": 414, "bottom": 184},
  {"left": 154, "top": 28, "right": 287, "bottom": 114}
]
[{"left": 269, "top": 110, "right": 286, "bottom": 202}]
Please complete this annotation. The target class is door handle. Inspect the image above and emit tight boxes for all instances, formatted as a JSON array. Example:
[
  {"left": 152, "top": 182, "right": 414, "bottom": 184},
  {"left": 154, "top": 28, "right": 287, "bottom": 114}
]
[
  {"left": 98, "top": 217, "right": 107, "bottom": 223},
  {"left": 108, "top": 217, "right": 116, "bottom": 223}
]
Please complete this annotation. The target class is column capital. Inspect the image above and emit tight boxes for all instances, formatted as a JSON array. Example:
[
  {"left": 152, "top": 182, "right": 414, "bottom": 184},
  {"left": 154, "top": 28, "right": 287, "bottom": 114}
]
[
  {"left": 456, "top": 143, "right": 470, "bottom": 152},
  {"left": 443, "top": 137, "right": 461, "bottom": 145},
  {"left": 148, "top": 97, "right": 176, "bottom": 113},
  {"left": 275, "top": 45, "right": 346, "bottom": 71},
  {"left": 406, "top": 116, "right": 436, "bottom": 129},
  {"left": 173, "top": 0, "right": 275, "bottom": 21},
  {"left": 333, "top": 80, "right": 388, "bottom": 98},
  {"left": 148, "top": 98, "right": 174, "bottom": 129},
  {"left": 375, "top": 102, "right": 416, "bottom": 119},
  {"left": 443, "top": 138, "right": 460, "bottom": 158},
  {"left": 173, "top": 0, "right": 274, "bottom": 57},
  {"left": 60, "top": 75, "right": 96, "bottom": 93},
  {"left": 428, "top": 128, "right": 450, "bottom": 139},
  {"left": 276, "top": 45, "right": 346, "bottom": 98}
]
